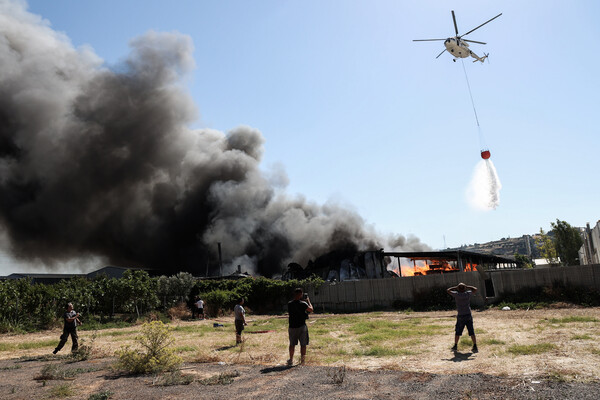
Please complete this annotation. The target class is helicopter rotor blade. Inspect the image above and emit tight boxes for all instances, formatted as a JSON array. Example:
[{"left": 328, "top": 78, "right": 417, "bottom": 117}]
[
  {"left": 459, "top": 13, "right": 502, "bottom": 38},
  {"left": 413, "top": 39, "right": 446, "bottom": 42},
  {"left": 451, "top": 10, "right": 459, "bottom": 36},
  {"left": 435, "top": 49, "right": 447, "bottom": 59},
  {"left": 463, "top": 39, "right": 487, "bottom": 45}
]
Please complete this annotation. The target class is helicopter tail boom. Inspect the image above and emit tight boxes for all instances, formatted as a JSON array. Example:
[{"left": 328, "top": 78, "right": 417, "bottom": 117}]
[{"left": 471, "top": 52, "right": 489, "bottom": 63}]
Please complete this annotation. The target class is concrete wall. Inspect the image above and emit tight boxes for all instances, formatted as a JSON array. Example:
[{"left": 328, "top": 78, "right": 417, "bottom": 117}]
[{"left": 308, "top": 264, "right": 600, "bottom": 312}]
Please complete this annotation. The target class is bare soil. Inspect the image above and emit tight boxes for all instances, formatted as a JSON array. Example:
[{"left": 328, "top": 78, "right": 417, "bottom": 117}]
[{"left": 1, "top": 308, "right": 599, "bottom": 399}]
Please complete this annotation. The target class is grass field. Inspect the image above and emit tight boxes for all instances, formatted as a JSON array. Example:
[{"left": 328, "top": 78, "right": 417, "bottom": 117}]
[{"left": 1, "top": 307, "right": 600, "bottom": 381}]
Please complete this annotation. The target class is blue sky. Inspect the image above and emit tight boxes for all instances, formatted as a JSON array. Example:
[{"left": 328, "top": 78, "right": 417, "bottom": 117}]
[{"left": 12, "top": 0, "right": 600, "bottom": 256}]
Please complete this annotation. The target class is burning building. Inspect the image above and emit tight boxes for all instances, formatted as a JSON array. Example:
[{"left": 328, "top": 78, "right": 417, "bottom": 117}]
[
  {"left": 284, "top": 249, "right": 519, "bottom": 281},
  {"left": 385, "top": 250, "right": 518, "bottom": 277}
]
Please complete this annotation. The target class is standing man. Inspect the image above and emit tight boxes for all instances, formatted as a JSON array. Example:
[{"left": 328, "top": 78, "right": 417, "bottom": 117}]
[
  {"left": 287, "top": 288, "right": 313, "bottom": 366},
  {"left": 234, "top": 298, "right": 246, "bottom": 344},
  {"left": 53, "top": 302, "right": 80, "bottom": 354},
  {"left": 447, "top": 283, "right": 478, "bottom": 353},
  {"left": 195, "top": 297, "right": 205, "bottom": 320}
]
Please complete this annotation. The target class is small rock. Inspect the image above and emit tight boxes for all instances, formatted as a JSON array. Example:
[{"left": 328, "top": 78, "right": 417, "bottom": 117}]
[{"left": 502, "top": 306, "right": 511, "bottom": 311}]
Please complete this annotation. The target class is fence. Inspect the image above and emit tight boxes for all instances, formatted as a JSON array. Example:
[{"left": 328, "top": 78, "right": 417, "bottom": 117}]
[{"left": 307, "top": 264, "right": 600, "bottom": 312}]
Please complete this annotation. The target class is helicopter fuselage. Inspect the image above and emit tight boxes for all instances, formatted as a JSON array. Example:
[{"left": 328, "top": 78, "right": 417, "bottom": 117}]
[
  {"left": 444, "top": 37, "right": 470, "bottom": 59},
  {"left": 444, "top": 37, "right": 487, "bottom": 63}
]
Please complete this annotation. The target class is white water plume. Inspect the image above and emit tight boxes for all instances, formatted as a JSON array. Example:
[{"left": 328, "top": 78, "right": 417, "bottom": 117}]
[{"left": 466, "top": 159, "right": 502, "bottom": 211}]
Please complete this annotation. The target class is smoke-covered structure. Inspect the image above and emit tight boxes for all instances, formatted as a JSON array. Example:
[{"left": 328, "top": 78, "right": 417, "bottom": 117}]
[{"left": 0, "top": 1, "right": 426, "bottom": 276}]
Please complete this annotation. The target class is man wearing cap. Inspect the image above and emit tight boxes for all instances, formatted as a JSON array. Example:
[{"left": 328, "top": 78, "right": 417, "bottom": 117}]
[{"left": 447, "top": 283, "right": 478, "bottom": 353}]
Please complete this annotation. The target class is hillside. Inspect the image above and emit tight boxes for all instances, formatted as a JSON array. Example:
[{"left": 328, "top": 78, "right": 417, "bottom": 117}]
[{"left": 450, "top": 234, "right": 540, "bottom": 259}]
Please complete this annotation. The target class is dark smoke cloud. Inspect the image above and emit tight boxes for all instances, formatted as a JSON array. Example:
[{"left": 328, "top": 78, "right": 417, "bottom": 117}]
[{"left": 0, "top": 1, "right": 428, "bottom": 276}]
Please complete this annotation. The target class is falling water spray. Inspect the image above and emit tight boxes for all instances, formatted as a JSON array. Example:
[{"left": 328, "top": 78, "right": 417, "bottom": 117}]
[{"left": 466, "top": 159, "right": 502, "bottom": 211}]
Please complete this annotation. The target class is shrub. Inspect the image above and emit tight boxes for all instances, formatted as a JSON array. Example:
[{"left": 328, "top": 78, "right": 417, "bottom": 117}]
[
  {"left": 36, "top": 364, "right": 68, "bottom": 380},
  {"left": 71, "top": 339, "right": 94, "bottom": 362},
  {"left": 152, "top": 370, "right": 194, "bottom": 386},
  {"left": 50, "top": 384, "right": 73, "bottom": 398},
  {"left": 35, "top": 364, "right": 100, "bottom": 380},
  {"left": 328, "top": 365, "right": 346, "bottom": 384},
  {"left": 115, "top": 321, "right": 181, "bottom": 375},
  {"left": 198, "top": 370, "right": 240, "bottom": 385},
  {"left": 88, "top": 390, "right": 113, "bottom": 400},
  {"left": 201, "top": 290, "right": 237, "bottom": 316}
]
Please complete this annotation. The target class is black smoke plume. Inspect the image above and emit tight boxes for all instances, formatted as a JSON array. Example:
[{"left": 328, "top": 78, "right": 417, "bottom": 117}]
[{"left": 0, "top": 1, "right": 427, "bottom": 276}]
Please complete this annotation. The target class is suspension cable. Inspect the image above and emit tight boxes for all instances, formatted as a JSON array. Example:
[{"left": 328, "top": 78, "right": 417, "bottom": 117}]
[{"left": 461, "top": 59, "right": 479, "bottom": 127}]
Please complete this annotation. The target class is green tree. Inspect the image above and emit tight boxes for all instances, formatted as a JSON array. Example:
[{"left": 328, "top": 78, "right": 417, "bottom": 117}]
[
  {"left": 514, "top": 253, "right": 534, "bottom": 269},
  {"left": 121, "top": 270, "right": 158, "bottom": 317},
  {"left": 551, "top": 219, "right": 584, "bottom": 266},
  {"left": 536, "top": 228, "right": 559, "bottom": 266}
]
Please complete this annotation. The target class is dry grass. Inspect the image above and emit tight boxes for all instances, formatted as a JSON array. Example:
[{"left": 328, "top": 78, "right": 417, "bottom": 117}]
[
  {"left": 2, "top": 308, "right": 600, "bottom": 381},
  {"left": 167, "top": 302, "right": 193, "bottom": 321}
]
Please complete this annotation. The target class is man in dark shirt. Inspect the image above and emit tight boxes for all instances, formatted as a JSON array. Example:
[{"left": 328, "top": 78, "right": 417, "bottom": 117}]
[
  {"left": 287, "top": 288, "right": 313, "bottom": 366},
  {"left": 447, "top": 283, "right": 478, "bottom": 353},
  {"left": 53, "top": 302, "right": 80, "bottom": 354}
]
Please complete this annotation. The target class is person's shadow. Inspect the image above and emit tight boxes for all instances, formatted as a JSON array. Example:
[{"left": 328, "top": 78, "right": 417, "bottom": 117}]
[
  {"left": 215, "top": 345, "right": 237, "bottom": 351},
  {"left": 444, "top": 351, "right": 474, "bottom": 362},
  {"left": 260, "top": 365, "right": 294, "bottom": 374}
]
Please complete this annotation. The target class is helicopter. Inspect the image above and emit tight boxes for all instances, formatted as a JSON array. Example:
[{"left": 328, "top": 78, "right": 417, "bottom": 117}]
[{"left": 413, "top": 10, "right": 501, "bottom": 63}]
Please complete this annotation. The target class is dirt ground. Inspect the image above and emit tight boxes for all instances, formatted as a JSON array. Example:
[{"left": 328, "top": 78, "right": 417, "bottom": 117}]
[{"left": 1, "top": 307, "right": 600, "bottom": 399}]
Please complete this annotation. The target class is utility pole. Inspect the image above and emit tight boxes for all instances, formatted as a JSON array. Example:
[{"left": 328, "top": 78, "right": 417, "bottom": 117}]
[{"left": 217, "top": 242, "right": 223, "bottom": 277}]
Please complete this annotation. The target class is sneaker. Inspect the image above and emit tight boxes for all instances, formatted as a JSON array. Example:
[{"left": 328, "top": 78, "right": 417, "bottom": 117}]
[
  {"left": 52, "top": 349, "right": 58, "bottom": 355},
  {"left": 472, "top": 345, "right": 478, "bottom": 353},
  {"left": 451, "top": 344, "right": 458, "bottom": 351},
  {"left": 286, "top": 359, "right": 293, "bottom": 367}
]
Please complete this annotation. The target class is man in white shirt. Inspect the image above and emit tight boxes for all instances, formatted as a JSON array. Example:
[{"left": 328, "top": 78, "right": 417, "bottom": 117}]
[
  {"left": 195, "top": 297, "right": 204, "bottom": 320},
  {"left": 234, "top": 298, "right": 247, "bottom": 344}
]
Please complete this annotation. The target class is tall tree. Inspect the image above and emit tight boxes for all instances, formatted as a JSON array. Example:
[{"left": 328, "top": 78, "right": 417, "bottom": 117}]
[
  {"left": 551, "top": 219, "right": 583, "bottom": 266},
  {"left": 536, "top": 228, "right": 559, "bottom": 266}
]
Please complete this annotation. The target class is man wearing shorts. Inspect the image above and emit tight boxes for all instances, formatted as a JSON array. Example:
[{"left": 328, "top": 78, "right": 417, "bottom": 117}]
[
  {"left": 195, "top": 297, "right": 204, "bottom": 320},
  {"left": 447, "top": 283, "right": 478, "bottom": 353},
  {"left": 287, "top": 288, "right": 313, "bottom": 366}
]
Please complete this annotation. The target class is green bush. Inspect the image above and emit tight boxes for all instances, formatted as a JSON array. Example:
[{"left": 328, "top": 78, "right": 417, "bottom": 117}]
[
  {"left": 192, "top": 276, "right": 323, "bottom": 315},
  {"left": 201, "top": 290, "right": 238, "bottom": 316},
  {"left": 115, "top": 321, "right": 181, "bottom": 375},
  {"left": 0, "top": 274, "right": 324, "bottom": 331}
]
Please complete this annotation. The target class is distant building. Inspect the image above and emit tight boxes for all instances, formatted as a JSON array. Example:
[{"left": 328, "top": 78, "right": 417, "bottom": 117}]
[
  {"left": 0, "top": 265, "right": 154, "bottom": 284},
  {"left": 1, "top": 272, "right": 86, "bottom": 285},
  {"left": 579, "top": 221, "right": 600, "bottom": 265}
]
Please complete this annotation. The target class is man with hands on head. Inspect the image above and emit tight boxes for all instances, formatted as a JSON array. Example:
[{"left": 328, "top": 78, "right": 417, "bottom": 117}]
[{"left": 447, "top": 283, "right": 478, "bottom": 353}]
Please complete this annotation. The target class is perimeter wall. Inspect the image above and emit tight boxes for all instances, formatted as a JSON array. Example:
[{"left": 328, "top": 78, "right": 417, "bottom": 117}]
[{"left": 306, "top": 264, "right": 600, "bottom": 312}]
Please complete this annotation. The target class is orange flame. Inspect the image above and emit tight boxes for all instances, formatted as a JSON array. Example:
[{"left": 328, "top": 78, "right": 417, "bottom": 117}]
[{"left": 391, "top": 258, "right": 477, "bottom": 277}]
